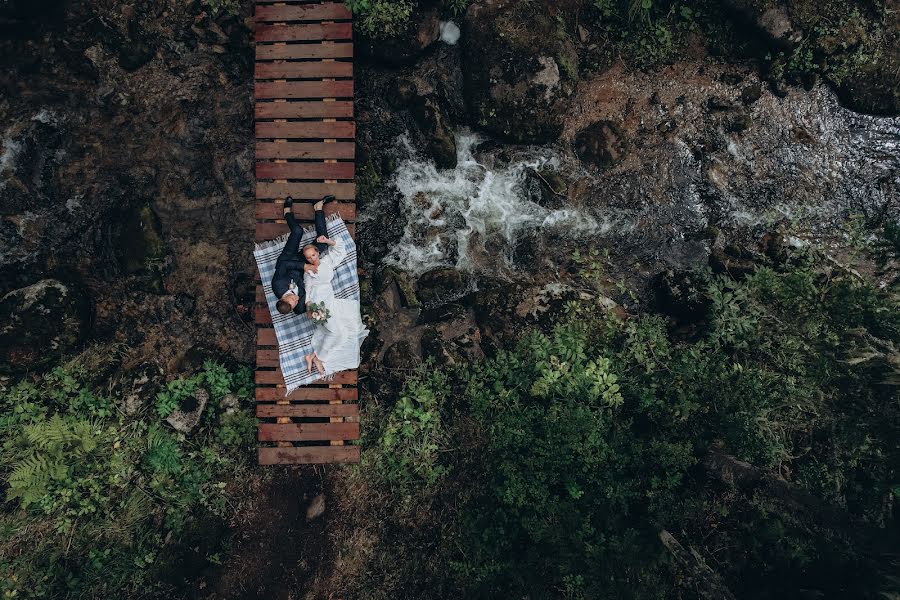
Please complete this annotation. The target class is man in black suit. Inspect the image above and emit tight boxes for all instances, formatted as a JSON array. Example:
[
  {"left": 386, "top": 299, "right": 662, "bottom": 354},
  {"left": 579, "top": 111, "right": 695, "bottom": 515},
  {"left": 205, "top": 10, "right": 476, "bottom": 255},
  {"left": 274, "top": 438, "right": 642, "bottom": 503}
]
[{"left": 271, "top": 195, "right": 336, "bottom": 315}]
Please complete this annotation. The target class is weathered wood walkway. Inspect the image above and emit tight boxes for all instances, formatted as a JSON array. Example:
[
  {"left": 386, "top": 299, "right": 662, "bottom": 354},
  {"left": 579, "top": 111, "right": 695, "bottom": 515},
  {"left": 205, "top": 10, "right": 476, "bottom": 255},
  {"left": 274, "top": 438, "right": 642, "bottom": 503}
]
[{"left": 254, "top": 0, "right": 359, "bottom": 465}]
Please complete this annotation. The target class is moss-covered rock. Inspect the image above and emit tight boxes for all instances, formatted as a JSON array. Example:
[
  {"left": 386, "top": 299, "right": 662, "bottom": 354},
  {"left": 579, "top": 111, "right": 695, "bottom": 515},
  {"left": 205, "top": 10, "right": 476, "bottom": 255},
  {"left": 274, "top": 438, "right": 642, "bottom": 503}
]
[
  {"left": 462, "top": 0, "right": 579, "bottom": 144},
  {"left": 0, "top": 279, "right": 92, "bottom": 374}
]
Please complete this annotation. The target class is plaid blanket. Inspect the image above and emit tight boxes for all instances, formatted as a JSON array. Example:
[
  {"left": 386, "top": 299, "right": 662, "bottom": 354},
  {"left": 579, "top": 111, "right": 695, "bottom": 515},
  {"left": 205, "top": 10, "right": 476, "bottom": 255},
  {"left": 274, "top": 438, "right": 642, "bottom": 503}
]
[{"left": 254, "top": 215, "right": 360, "bottom": 394}]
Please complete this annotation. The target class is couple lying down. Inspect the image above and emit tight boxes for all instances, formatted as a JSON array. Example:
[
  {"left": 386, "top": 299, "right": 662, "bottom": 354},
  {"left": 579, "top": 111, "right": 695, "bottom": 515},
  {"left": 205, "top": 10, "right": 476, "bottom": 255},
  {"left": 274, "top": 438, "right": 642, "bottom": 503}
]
[{"left": 270, "top": 195, "right": 368, "bottom": 377}]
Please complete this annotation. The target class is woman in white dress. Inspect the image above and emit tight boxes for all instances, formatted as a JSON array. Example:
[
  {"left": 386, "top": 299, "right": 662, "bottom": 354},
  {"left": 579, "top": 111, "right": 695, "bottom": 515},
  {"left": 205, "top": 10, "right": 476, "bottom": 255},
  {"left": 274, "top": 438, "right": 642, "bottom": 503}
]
[{"left": 302, "top": 235, "right": 369, "bottom": 376}]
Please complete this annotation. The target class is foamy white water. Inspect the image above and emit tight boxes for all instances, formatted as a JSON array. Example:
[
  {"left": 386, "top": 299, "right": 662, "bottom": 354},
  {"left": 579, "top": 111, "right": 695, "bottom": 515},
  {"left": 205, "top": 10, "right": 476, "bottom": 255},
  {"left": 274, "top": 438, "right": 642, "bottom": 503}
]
[{"left": 385, "top": 130, "right": 600, "bottom": 275}]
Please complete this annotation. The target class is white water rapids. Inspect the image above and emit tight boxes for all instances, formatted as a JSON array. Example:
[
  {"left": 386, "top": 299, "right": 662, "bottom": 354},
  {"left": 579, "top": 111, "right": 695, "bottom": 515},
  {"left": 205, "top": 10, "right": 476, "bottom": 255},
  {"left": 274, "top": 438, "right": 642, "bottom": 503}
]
[{"left": 384, "top": 131, "right": 601, "bottom": 275}]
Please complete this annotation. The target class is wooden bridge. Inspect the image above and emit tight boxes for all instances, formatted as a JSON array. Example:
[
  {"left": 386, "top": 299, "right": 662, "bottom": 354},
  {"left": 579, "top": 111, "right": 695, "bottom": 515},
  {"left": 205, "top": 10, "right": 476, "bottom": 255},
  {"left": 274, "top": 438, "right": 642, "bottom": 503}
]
[{"left": 253, "top": 1, "right": 359, "bottom": 465}]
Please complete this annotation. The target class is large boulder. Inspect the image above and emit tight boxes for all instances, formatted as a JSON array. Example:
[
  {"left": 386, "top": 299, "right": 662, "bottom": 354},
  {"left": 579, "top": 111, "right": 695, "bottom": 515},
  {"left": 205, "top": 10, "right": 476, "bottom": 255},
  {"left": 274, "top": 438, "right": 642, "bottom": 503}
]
[
  {"left": 462, "top": 0, "right": 578, "bottom": 144},
  {"left": 0, "top": 279, "right": 92, "bottom": 374},
  {"left": 722, "top": 0, "right": 803, "bottom": 48},
  {"left": 416, "top": 268, "right": 466, "bottom": 307}
]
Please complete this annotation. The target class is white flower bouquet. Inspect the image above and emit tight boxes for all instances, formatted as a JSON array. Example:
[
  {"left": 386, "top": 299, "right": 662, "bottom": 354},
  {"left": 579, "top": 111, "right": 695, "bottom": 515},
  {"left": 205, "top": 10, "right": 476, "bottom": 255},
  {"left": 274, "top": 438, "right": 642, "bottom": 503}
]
[{"left": 307, "top": 301, "right": 330, "bottom": 326}]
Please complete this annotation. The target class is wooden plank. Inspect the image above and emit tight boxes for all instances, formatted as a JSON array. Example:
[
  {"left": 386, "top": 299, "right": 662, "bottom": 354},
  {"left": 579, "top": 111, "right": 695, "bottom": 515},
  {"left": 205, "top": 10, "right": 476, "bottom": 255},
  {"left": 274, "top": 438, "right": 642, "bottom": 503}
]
[
  {"left": 258, "top": 445, "right": 360, "bottom": 465},
  {"left": 258, "top": 327, "right": 277, "bottom": 346},
  {"left": 256, "top": 121, "right": 355, "bottom": 139},
  {"left": 256, "top": 403, "right": 359, "bottom": 418},
  {"left": 259, "top": 422, "right": 359, "bottom": 441},
  {"left": 255, "top": 201, "right": 356, "bottom": 221},
  {"left": 256, "top": 42, "right": 353, "bottom": 61},
  {"left": 256, "top": 181, "right": 355, "bottom": 200},
  {"left": 255, "top": 61, "right": 353, "bottom": 80},
  {"left": 256, "top": 221, "right": 355, "bottom": 241},
  {"left": 256, "top": 141, "right": 355, "bottom": 158},
  {"left": 256, "top": 101, "right": 354, "bottom": 120},
  {"left": 256, "top": 80, "right": 353, "bottom": 100},
  {"left": 256, "top": 386, "right": 358, "bottom": 401},
  {"left": 256, "top": 161, "right": 355, "bottom": 180},
  {"left": 255, "top": 4, "right": 351, "bottom": 22},
  {"left": 256, "top": 23, "right": 352, "bottom": 43},
  {"left": 255, "top": 369, "right": 358, "bottom": 385}
]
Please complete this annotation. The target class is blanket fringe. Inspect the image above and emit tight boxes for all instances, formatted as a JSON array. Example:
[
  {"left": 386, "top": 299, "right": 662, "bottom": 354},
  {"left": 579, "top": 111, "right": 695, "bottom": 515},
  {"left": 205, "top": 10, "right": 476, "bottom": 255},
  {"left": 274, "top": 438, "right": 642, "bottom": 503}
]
[{"left": 253, "top": 231, "right": 291, "bottom": 254}]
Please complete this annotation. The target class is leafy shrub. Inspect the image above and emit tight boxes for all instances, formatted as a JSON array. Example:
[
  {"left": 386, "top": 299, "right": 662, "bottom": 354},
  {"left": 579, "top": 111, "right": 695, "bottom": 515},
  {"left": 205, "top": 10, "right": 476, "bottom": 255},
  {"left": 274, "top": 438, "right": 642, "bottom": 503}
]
[
  {"left": 371, "top": 364, "right": 450, "bottom": 489},
  {"left": 363, "top": 249, "right": 900, "bottom": 598},
  {"left": 202, "top": 0, "right": 242, "bottom": 17},
  {"left": 346, "top": 0, "right": 416, "bottom": 39},
  {"left": 0, "top": 360, "right": 256, "bottom": 599}
]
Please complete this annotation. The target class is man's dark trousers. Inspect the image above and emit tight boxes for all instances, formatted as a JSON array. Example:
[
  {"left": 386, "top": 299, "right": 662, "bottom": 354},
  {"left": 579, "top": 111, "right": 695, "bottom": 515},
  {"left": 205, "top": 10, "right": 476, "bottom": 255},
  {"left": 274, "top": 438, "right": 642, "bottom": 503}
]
[{"left": 270, "top": 208, "right": 329, "bottom": 312}]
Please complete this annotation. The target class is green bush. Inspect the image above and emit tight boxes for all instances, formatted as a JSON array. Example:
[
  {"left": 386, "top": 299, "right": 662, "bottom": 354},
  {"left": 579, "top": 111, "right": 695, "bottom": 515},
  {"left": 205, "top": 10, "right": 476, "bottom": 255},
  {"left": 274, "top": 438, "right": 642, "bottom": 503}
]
[
  {"left": 346, "top": 0, "right": 416, "bottom": 39},
  {"left": 0, "top": 361, "right": 255, "bottom": 599},
  {"left": 202, "top": 0, "right": 242, "bottom": 17},
  {"left": 363, "top": 249, "right": 900, "bottom": 598}
]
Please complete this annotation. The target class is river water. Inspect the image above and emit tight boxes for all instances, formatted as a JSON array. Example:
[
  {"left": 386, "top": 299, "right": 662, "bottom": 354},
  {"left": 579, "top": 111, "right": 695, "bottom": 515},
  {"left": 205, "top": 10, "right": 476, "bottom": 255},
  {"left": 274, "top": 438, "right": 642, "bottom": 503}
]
[{"left": 379, "top": 67, "right": 900, "bottom": 278}]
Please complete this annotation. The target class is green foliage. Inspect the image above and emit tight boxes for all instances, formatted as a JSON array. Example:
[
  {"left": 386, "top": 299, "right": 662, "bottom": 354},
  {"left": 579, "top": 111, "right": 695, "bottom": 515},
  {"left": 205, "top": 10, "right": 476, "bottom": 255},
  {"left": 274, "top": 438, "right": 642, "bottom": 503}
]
[
  {"left": 0, "top": 360, "right": 256, "bottom": 599},
  {"left": 363, "top": 248, "right": 900, "bottom": 598},
  {"left": 372, "top": 364, "right": 450, "bottom": 489},
  {"left": 202, "top": 0, "right": 242, "bottom": 18},
  {"left": 346, "top": 0, "right": 416, "bottom": 39}
]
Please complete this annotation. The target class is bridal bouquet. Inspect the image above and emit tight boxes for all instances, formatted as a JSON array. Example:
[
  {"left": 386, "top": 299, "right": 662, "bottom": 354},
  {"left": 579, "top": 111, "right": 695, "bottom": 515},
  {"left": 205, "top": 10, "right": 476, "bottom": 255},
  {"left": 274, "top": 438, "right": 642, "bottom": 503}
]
[{"left": 307, "top": 301, "right": 330, "bottom": 326}]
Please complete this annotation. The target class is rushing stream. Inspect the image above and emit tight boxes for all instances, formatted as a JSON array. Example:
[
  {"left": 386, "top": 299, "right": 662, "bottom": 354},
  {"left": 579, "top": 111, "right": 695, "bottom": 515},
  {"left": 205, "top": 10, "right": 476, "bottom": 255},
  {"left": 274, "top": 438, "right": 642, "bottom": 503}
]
[
  {"left": 385, "top": 131, "right": 602, "bottom": 275},
  {"left": 380, "top": 76, "right": 899, "bottom": 277}
]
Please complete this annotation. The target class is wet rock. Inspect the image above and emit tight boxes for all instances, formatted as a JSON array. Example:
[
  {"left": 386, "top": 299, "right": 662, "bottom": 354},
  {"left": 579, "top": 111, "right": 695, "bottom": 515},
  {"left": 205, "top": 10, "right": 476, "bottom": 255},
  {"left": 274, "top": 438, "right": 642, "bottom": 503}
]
[
  {"left": 707, "top": 96, "right": 737, "bottom": 112},
  {"left": 654, "top": 269, "right": 710, "bottom": 323},
  {"left": 117, "top": 361, "right": 165, "bottom": 416},
  {"left": 359, "top": 6, "right": 440, "bottom": 65},
  {"left": 306, "top": 494, "right": 326, "bottom": 521},
  {"left": 0, "top": 279, "right": 92, "bottom": 374},
  {"left": 166, "top": 387, "right": 209, "bottom": 434},
  {"left": 529, "top": 169, "right": 567, "bottom": 209},
  {"left": 573, "top": 120, "right": 628, "bottom": 170},
  {"left": 410, "top": 94, "right": 457, "bottom": 169},
  {"left": 462, "top": 0, "right": 578, "bottom": 143},
  {"left": 740, "top": 83, "right": 762, "bottom": 105},
  {"left": 416, "top": 268, "right": 465, "bottom": 306},
  {"left": 722, "top": 0, "right": 803, "bottom": 49},
  {"left": 382, "top": 340, "right": 419, "bottom": 370}
]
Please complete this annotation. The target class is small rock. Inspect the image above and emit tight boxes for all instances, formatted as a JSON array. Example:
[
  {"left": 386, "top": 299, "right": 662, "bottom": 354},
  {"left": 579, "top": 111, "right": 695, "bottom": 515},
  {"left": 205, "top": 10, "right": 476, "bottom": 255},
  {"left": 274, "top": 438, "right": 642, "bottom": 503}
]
[
  {"left": 707, "top": 96, "right": 736, "bottom": 111},
  {"left": 410, "top": 94, "right": 457, "bottom": 169},
  {"left": 166, "top": 387, "right": 209, "bottom": 434},
  {"left": 740, "top": 84, "right": 762, "bottom": 105},
  {"left": 306, "top": 494, "right": 326, "bottom": 521},
  {"left": 723, "top": 109, "right": 752, "bottom": 133},
  {"left": 573, "top": 120, "right": 628, "bottom": 170},
  {"left": 421, "top": 328, "right": 458, "bottom": 366},
  {"left": 220, "top": 393, "right": 239, "bottom": 414},
  {"left": 577, "top": 24, "right": 590, "bottom": 43}
]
